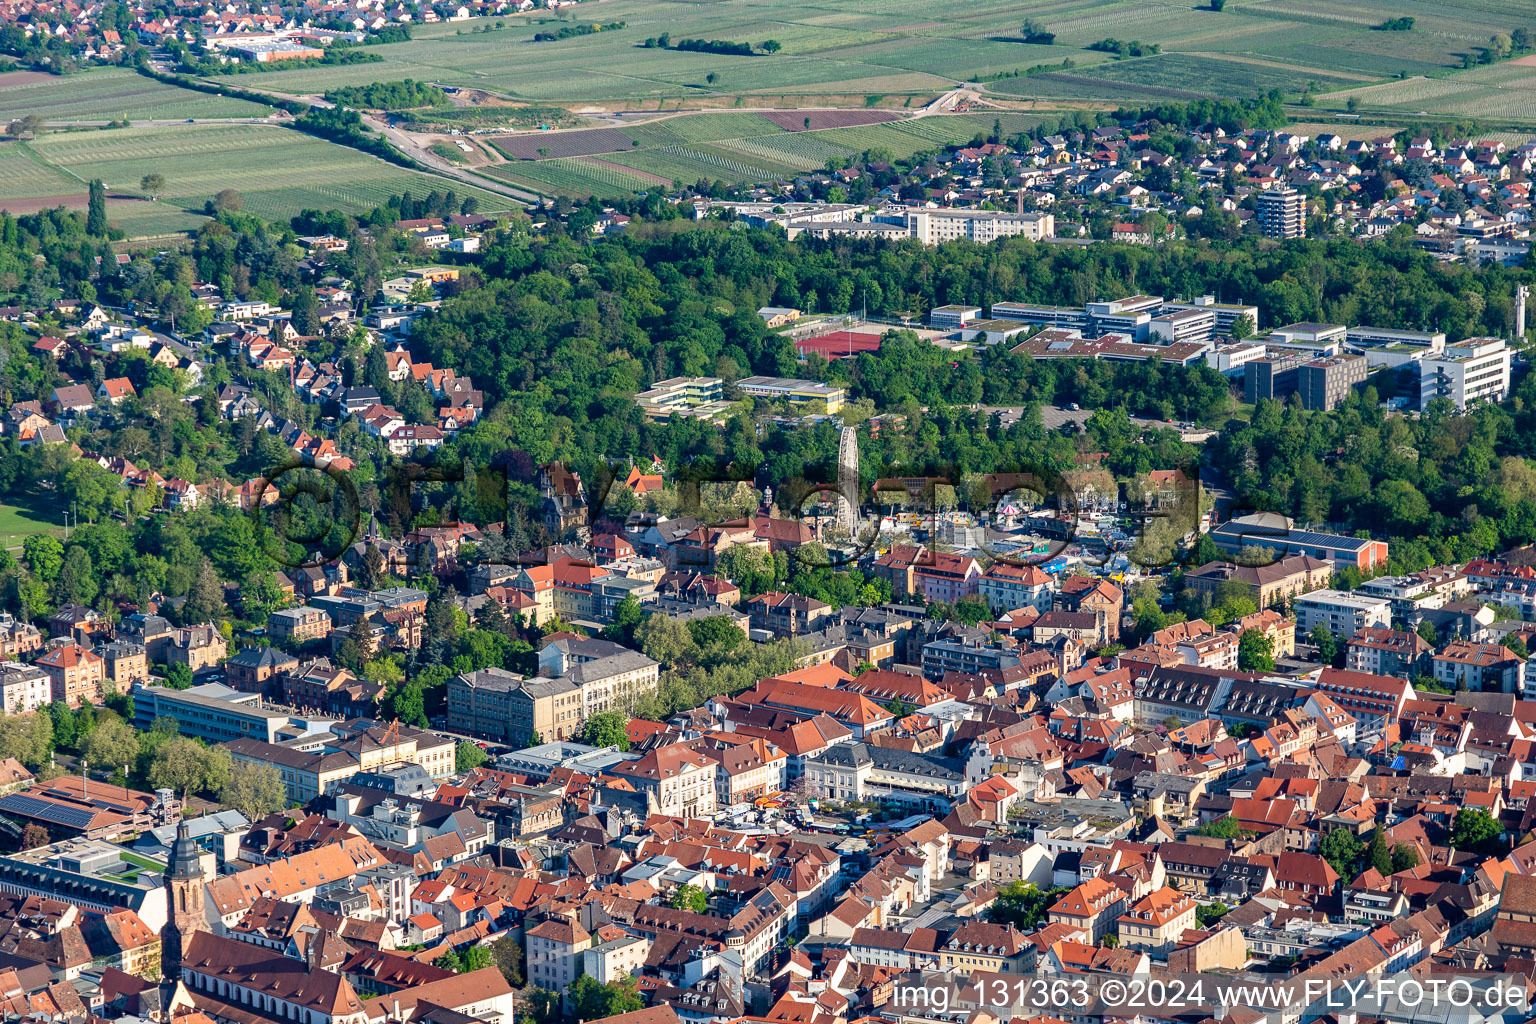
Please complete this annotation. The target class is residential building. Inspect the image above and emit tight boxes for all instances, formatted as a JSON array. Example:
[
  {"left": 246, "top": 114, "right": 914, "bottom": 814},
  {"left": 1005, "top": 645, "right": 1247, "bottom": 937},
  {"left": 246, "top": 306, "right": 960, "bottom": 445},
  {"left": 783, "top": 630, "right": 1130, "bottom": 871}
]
[
  {"left": 268, "top": 606, "right": 334, "bottom": 643},
  {"left": 1432, "top": 642, "right": 1527, "bottom": 693},
  {"left": 0, "top": 663, "right": 50, "bottom": 716},
  {"left": 1312, "top": 668, "right": 1413, "bottom": 735},
  {"left": 978, "top": 563, "right": 1053, "bottom": 613},
  {"left": 1117, "top": 886, "right": 1197, "bottom": 953},
  {"left": 1257, "top": 187, "right": 1305, "bottom": 238},
  {"left": 608, "top": 743, "right": 718, "bottom": 817},
  {"left": 904, "top": 209, "right": 1053, "bottom": 245},
  {"left": 1294, "top": 590, "right": 1392, "bottom": 641},
  {"left": 747, "top": 592, "right": 833, "bottom": 636},
  {"left": 95, "top": 642, "right": 148, "bottom": 689},
  {"left": 1345, "top": 627, "right": 1431, "bottom": 678},
  {"left": 35, "top": 643, "right": 105, "bottom": 707},
  {"left": 802, "top": 741, "right": 965, "bottom": 813},
  {"left": 937, "top": 921, "right": 1031, "bottom": 972},
  {"left": 1049, "top": 877, "right": 1130, "bottom": 942},
  {"left": 226, "top": 645, "right": 300, "bottom": 696},
  {"left": 526, "top": 916, "right": 591, "bottom": 1001}
]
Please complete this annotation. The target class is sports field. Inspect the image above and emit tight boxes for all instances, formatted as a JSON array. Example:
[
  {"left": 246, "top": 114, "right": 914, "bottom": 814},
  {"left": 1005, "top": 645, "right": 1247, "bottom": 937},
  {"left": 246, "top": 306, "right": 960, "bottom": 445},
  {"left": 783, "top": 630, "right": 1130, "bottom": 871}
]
[
  {"left": 0, "top": 494, "right": 62, "bottom": 546},
  {"left": 0, "top": 123, "right": 519, "bottom": 236}
]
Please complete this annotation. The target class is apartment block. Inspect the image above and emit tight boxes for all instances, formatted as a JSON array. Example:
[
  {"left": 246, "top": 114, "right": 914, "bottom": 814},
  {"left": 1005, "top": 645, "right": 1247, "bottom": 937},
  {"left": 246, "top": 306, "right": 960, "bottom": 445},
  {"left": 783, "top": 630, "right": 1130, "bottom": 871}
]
[
  {"left": 1256, "top": 187, "right": 1305, "bottom": 238},
  {"left": 1294, "top": 590, "right": 1392, "bottom": 641}
]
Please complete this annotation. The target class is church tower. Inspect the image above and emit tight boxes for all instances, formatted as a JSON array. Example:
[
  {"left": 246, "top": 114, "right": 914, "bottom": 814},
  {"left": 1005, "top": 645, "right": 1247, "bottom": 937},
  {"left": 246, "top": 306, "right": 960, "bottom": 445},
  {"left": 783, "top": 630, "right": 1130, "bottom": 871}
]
[{"left": 162, "top": 821, "right": 213, "bottom": 984}]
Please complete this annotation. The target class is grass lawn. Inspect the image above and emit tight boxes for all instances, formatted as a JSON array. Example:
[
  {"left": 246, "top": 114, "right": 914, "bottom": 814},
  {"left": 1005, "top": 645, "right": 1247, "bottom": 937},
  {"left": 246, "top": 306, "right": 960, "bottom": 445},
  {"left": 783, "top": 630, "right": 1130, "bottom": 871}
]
[
  {"left": 119, "top": 850, "right": 167, "bottom": 872},
  {"left": 0, "top": 493, "right": 63, "bottom": 548}
]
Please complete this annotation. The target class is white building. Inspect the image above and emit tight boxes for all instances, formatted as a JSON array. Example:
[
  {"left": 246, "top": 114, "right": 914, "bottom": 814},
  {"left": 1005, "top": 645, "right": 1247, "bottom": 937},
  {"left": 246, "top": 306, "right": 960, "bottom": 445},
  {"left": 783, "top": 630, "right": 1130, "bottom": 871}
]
[
  {"left": 1294, "top": 590, "right": 1392, "bottom": 641},
  {"left": 0, "top": 662, "right": 51, "bottom": 716},
  {"left": 1206, "top": 340, "right": 1268, "bottom": 377},
  {"left": 904, "top": 210, "right": 1054, "bottom": 245},
  {"left": 1420, "top": 337, "right": 1511, "bottom": 409}
]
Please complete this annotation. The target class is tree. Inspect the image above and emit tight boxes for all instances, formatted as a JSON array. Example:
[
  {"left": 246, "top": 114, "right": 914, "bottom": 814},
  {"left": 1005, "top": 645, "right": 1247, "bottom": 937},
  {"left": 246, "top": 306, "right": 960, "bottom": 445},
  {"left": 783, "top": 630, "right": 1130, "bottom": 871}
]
[
  {"left": 1230, "top": 312, "right": 1254, "bottom": 339},
  {"left": 1417, "top": 620, "right": 1439, "bottom": 647},
  {"left": 1391, "top": 844, "right": 1420, "bottom": 873},
  {"left": 580, "top": 710, "right": 631, "bottom": 750},
  {"left": 603, "top": 594, "right": 646, "bottom": 645},
  {"left": 358, "top": 545, "right": 387, "bottom": 590},
  {"left": 221, "top": 760, "right": 288, "bottom": 820},
  {"left": 455, "top": 740, "right": 488, "bottom": 773},
  {"left": 58, "top": 546, "right": 97, "bottom": 606},
  {"left": 636, "top": 613, "right": 696, "bottom": 666},
  {"left": 570, "top": 975, "right": 643, "bottom": 1022},
  {"left": 434, "top": 950, "right": 462, "bottom": 972},
  {"left": 148, "top": 737, "right": 232, "bottom": 801},
  {"left": 669, "top": 883, "right": 709, "bottom": 913},
  {"left": 1194, "top": 816, "right": 1244, "bottom": 839},
  {"left": 1366, "top": 824, "right": 1392, "bottom": 874},
  {"left": 87, "top": 179, "right": 108, "bottom": 236},
  {"left": 210, "top": 188, "right": 243, "bottom": 213},
  {"left": 990, "top": 882, "right": 1063, "bottom": 931},
  {"left": 1209, "top": 0, "right": 1225, "bottom": 9},
  {"left": 524, "top": 988, "right": 561, "bottom": 1024},
  {"left": 18, "top": 824, "right": 48, "bottom": 850},
  {"left": 1237, "top": 628, "right": 1275, "bottom": 672},
  {"left": 290, "top": 287, "right": 321, "bottom": 337},
  {"left": 185, "top": 558, "right": 226, "bottom": 622},
  {"left": 1196, "top": 901, "right": 1229, "bottom": 927},
  {"left": 81, "top": 716, "right": 139, "bottom": 772},
  {"left": 1449, "top": 808, "right": 1505, "bottom": 856},
  {"left": 139, "top": 173, "right": 166, "bottom": 199},
  {"left": 1318, "top": 827, "right": 1364, "bottom": 880},
  {"left": 23, "top": 535, "right": 63, "bottom": 582},
  {"left": 488, "top": 934, "right": 524, "bottom": 987},
  {"left": 1310, "top": 624, "right": 1338, "bottom": 665},
  {"left": 0, "top": 713, "right": 52, "bottom": 769},
  {"left": 8, "top": 114, "right": 43, "bottom": 138},
  {"left": 461, "top": 946, "right": 492, "bottom": 971},
  {"left": 162, "top": 662, "right": 194, "bottom": 690},
  {"left": 336, "top": 618, "right": 376, "bottom": 671},
  {"left": 686, "top": 615, "right": 746, "bottom": 658},
  {"left": 762, "top": 39, "right": 781, "bottom": 52},
  {"left": 383, "top": 680, "right": 428, "bottom": 728}
]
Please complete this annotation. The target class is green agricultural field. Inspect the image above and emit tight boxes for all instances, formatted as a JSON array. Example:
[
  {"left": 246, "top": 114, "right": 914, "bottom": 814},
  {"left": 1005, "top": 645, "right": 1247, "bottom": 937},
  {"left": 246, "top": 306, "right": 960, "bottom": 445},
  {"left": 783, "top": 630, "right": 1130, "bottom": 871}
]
[
  {"left": 0, "top": 67, "right": 270, "bottom": 122},
  {"left": 1324, "top": 62, "right": 1536, "bottom": 123},
  {"left": 1073, "top": 52, "right": 1362, "bottom": 99},
  {"left": 483, "top": 157, "right": 659, "bottom": 197},
  {"left": 0, "top": 122, "right": 515, "bottom": 235},
  {"left": 0, "top": 143, "right": 83, "bottom": 199},
  {"left": 183, "top": 0, "right": 1531, "bottom": 116}
]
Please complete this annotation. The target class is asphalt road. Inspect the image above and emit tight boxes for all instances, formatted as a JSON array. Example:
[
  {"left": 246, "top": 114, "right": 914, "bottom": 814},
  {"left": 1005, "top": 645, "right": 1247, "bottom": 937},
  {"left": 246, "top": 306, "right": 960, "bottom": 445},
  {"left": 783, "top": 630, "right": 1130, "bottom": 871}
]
[{"left": 984, "top": 404, "right": 1205, "bottom": 436}]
